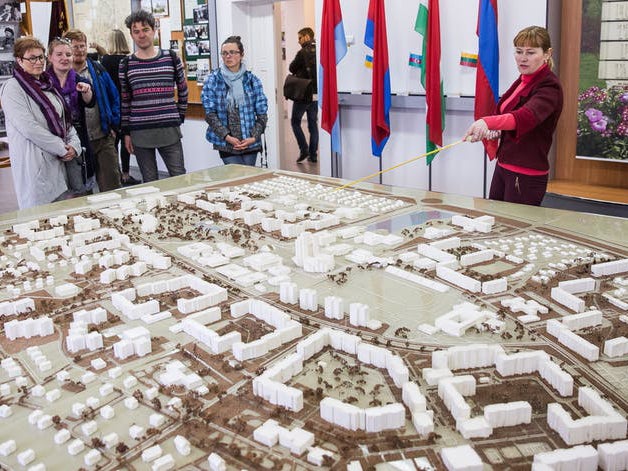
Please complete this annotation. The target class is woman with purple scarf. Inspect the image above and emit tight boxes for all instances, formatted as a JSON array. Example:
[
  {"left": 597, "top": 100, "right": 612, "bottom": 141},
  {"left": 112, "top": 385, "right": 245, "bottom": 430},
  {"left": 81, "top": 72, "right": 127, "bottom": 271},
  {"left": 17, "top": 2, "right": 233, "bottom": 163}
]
[
  {"left": 47, "top": 37, "right": 96, "bottom": 195},
  {"left": 0, "top": 37, "right": 82, "bottom": 209}
]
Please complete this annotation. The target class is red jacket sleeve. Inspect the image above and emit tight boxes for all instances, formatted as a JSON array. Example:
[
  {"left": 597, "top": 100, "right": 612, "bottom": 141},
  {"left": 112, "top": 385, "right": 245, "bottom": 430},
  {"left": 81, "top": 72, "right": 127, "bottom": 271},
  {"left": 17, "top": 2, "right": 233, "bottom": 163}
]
[{"left": 510, "top": 80, "right": 563, "bottom": 140}]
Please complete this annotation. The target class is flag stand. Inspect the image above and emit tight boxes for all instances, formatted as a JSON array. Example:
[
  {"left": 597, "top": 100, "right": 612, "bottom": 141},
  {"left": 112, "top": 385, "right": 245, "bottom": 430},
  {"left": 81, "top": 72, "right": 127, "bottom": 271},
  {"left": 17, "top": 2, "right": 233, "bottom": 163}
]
[
  {"left": 330, "top": 107, "right": 342, "bottom": 178},
  {"left": 331, "top": 151, "right": 341, "bottom": 178},
  {"left": 483, "top": 150, "right": 488, "bottom": 199},
  {"left": 428, "top": 162, "right": 432, "bottom": 191}
]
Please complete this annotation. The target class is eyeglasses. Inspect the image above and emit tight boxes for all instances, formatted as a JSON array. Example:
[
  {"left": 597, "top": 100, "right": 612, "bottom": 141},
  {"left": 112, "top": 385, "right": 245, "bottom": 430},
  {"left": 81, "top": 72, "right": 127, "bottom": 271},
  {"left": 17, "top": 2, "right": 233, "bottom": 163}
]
[
  {"left": 21, "top": 55, "right": 45, "bottom": 64},
  {"left": 54, "top": 37, "right": 71, "bottom": 45},
  {"left": 221, "top": 50, "right": 240, "bottom": 57}
]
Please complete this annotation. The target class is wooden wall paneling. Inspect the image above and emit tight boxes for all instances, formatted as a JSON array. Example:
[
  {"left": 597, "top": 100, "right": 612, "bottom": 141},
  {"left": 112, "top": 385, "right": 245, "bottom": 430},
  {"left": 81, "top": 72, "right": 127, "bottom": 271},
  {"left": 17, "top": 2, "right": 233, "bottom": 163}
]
[{"left": 555, "top": 1, "right": 628, "bottom": 190}]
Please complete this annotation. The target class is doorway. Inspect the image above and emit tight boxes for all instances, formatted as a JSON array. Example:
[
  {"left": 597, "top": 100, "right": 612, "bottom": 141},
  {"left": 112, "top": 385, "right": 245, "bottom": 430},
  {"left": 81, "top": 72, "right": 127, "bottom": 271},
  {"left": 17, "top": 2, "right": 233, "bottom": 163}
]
[{"left": 274, "top": 0, "right": 319, "bottom": 176}]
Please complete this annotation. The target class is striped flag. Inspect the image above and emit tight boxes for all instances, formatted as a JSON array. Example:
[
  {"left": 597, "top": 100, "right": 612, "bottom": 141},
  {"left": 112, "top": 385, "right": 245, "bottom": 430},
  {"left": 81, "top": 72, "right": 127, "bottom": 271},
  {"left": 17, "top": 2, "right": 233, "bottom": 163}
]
[
  {"left": 475, "top": 0, "right": 499, "bottom": 121},
  {"left": 460, "top": 52, "right": 478, "bottom": 68},
  {"left": 319, "top": 0, "right": 348, "bottom": 155},
  {"left": 408, "top": 53, "right": 423, "bottom": 68},
  {"left": 415, "top": 0, "right": 445, "bottom": 165},
  {"left": 364, "top": 0, "right": 391, "bottom": 157},
  {"left": 364, "top": 54, "right": 373, "bottom": 69}
]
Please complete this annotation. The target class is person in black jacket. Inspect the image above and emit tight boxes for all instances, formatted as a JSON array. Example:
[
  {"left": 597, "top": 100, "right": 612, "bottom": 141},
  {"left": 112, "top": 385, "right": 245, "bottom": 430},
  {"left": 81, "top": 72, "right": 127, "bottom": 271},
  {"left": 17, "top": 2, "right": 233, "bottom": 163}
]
[
  {"left": 92, "top": 30, "right": 140, "bottom": 186},
  {"left": 289, "top": 27, "right": 318, "bottom": 163}
]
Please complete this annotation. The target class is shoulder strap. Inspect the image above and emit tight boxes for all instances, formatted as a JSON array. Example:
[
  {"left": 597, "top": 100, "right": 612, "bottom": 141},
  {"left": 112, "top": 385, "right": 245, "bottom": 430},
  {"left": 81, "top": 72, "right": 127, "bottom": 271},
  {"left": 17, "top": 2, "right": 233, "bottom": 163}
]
[
  {"left": 168, "top": 49, "right": 178, "bottom": 81},
  {"left": 120, "top": 55, "right": 130, "bottom": 84}
]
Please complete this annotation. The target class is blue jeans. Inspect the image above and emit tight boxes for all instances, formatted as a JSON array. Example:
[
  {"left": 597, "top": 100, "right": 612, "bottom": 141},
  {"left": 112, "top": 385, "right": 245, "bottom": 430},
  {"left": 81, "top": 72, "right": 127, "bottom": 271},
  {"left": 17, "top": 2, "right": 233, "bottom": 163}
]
[
  {"left": 221, "top": 152, "right": 258, "bottom": 166},
  {"left": 291, "top": 100, "right": 318, "bottom": 159},
  {"left": 134, "top": 140, "right": 186, "bottom": 182}
]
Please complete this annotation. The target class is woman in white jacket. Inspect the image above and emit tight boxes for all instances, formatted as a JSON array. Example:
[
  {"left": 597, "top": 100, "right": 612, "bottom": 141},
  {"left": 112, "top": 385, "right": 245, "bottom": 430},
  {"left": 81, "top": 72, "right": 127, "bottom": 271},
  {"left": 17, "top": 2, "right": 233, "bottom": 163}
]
[{"left": 1, "top": 36, "right": 81, "bottom": 209}]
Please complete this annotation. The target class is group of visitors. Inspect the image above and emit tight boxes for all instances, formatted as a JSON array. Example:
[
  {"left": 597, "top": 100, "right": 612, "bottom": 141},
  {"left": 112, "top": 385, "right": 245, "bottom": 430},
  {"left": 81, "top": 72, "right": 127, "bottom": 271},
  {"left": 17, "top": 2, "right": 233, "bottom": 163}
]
[
  {"left": 1, "top": 10, "right": 191, "bottom": 209},
  {"left": 1, "top": 14, "right": 561, "bottom": 210}
]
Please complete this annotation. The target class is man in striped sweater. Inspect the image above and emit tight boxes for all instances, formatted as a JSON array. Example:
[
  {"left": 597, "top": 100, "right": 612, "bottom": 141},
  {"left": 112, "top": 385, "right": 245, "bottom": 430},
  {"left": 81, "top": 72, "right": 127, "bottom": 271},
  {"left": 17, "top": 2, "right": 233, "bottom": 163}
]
[{"left": 121, "top": 10, "right": 188, "bottom": 182}]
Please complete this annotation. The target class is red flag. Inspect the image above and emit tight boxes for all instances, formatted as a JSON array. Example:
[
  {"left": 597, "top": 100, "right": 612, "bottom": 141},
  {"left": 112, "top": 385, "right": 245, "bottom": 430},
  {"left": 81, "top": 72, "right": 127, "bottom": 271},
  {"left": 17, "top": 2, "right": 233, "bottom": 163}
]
[
  {"left": 320, "top": 0, "right": 347, "bottom": 154},
  {"left": 415, "top": 0, "right": 445, "bottom": 164},
  {"left": 364, "top": 0, "right": 391, "bottom": 157}
]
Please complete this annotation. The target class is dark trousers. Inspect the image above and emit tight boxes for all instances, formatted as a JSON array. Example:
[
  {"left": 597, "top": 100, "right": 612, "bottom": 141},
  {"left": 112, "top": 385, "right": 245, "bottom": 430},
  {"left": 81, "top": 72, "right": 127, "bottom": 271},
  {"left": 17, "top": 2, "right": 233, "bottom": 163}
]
[
  {"left": 92, "top": 134, "right": 122, "bottom": 192},
  {"left": 489, "top": 165, "right": 548, "bottom": 206},
  {"left": 116, "top": 134, "right": 131, "bottom": 173},
  {"left": 134, "top": 140, "right": 186, "bottom": 182},
  {"left": 291, "top": 100, "right": 318, "bottom": 158}
]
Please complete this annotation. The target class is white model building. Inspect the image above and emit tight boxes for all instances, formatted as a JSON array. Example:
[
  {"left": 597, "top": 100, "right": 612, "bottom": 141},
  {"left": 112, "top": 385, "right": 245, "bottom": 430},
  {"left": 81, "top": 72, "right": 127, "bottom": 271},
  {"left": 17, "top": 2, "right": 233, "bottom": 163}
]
[
  {"left": 432, "top": 344, "right": 505, "bottom": 370},
  {"left": 440, "top": 444, "right": 484, "bottom": 471},
  {"left": 73, "top": 307, "right": 107, "bottom": 325},
  {"left": 293, "top": 231, "right": 335, "bottom": 273},
  {"left": 4, "top": 316, "right": 53, "bottom": 340},
  {"left": 349, "top": 302, "right": 370, "bottom": 327},
  {"left": 591, "top": 258, "right": 628, "bottom": 277},
  {"left": 402, "top": 383, "right": 428, "bottom": 418},
  {"left": 436, "top": 266, "right": 481, "bottom": 292},
  {"left": 484, "top": 401, "right": 532, "bottom": 428},
  {"left": 434, "top": 302, "right": 502, "bottom": 337},
  {"left": 546, "top": 318, "right": 600, "bottom": 362},
  {"left": 418, "top": 243, "right": 457, "bottom": 264},
  {"left": 385, "top": 266, "right": 449, "bottom": 292},
  {"left": 551, "top": 277, "right": 596, "bottom": 313},
  {"left": 299, "top": 288, "right": 318, "bottom": 311},
  {"left": 207, "top": 452, "right": 226, "bottom": 471},
  {"left": 604, "top": 337, "right": 628, "bottom": 358},
  {"left": 598, "top": 439, "right": 628, "bottom": 471},
  {"left": 501, "top": 297, "right": 549, "bottom": 322},
  {"left": 0, "top": 297, "right": 35, "bottom": 317},
  {"left": 113, "top": 326, "right": 152, "bottom": 359},
  {"left": 532, "top": 445, "right": 598, "bottom": 471},
  {"left": 324, "top": 296, "right": 344, "bottom": 320},
  {"left": 230, "top": 299, "right": 302, "bottom": 361},
  {"left": 547, "top": 386, "right": 627, "bottom": 445}
]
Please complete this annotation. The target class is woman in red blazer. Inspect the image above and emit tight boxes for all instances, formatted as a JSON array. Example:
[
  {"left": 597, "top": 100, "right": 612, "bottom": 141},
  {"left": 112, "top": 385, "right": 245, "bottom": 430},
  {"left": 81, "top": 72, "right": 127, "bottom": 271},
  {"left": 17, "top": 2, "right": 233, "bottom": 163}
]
[{"left": 464, "top": 26, "right": 563, "bottom": 206}]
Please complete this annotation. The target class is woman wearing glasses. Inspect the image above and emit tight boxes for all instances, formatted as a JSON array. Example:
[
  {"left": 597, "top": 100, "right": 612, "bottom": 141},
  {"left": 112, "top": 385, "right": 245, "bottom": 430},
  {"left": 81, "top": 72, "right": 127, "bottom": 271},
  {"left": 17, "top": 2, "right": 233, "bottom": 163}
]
[
  {"left": 47, "top": 37, "right": 96, "bottom": 196},
  {"left": 0, "top": 37, "right": 82, "bottom": 209},
  {"left": 201, "top": 36, "right": 268, "bottom": 166}
]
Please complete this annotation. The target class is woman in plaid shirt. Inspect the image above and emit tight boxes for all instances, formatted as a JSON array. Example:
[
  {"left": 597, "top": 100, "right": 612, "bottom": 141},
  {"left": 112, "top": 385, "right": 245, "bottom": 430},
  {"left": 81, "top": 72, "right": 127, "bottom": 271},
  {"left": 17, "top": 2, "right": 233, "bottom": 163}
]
[{"left": 201, "top": 36, "right": 268, "bottom": 166}]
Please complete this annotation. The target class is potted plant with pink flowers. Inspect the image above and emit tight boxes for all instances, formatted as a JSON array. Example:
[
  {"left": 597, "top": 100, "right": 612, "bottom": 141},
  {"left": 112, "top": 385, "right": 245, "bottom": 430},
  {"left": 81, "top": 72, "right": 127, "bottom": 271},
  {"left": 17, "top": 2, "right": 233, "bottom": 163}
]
[{"left": 576, "top": 85, "right": 628, "bottom": 161}]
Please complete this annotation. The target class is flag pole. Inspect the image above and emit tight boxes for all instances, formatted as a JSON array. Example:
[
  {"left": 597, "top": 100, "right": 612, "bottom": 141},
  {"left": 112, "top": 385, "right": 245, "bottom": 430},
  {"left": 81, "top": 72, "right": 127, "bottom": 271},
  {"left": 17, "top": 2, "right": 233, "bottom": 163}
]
[
  {"left": 333, "top": 139, "right": 464, "bottom": 192},
  {"left": 428, "top": 161, "right": 432, "bottom": 191},
  {"left": 379, "top": 155, "right": 383, "bottom": 184},
  {"left": 482, "top": 150, "right": 487, "bottom": 198}
]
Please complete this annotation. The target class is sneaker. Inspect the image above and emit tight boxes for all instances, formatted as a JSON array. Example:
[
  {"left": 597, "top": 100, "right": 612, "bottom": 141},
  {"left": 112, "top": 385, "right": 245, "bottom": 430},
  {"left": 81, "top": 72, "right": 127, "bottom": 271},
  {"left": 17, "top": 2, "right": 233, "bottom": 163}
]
[
  {"left": 121, "top": 175, "right": 141, "bottom": 186},
  {"left": 297, "top": 152, "right": 309, "bottom": 163}
]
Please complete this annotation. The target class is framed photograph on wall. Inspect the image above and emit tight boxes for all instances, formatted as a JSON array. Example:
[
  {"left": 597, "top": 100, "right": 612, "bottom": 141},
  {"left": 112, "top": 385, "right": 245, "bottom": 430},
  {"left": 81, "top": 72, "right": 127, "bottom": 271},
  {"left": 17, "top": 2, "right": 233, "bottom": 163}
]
[
  {"left": 0, "top": 0, "right": 20, "bottom": 137},
  {"left": 140, "top": 0, "right": 169, "bottom": 17},
  {"left": 182, "top": 0, "right": 211, "bottom": 75},
  {"left": 576, "top": 0, "right": 628, "bottom": 163}
]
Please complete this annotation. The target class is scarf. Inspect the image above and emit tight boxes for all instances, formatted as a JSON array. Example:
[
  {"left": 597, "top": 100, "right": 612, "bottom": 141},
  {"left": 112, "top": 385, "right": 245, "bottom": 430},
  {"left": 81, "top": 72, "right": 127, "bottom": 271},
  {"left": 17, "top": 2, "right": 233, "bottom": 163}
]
[
  {"left": 13, "top": 64, "right": 71, "bottom": 139},
  {"left": 220, "top": 63, "right": 246, "bottom": 107},
  {"left": 48, "top": 68, "right": 80, "bottom": 123}
]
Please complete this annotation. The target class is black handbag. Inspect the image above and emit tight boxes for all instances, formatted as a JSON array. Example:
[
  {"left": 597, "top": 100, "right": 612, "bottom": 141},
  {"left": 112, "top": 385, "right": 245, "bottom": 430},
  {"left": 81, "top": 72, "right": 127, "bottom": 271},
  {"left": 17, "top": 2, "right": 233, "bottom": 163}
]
[{"left": 283, "top": 74, "right": 312, "bottom": 101}]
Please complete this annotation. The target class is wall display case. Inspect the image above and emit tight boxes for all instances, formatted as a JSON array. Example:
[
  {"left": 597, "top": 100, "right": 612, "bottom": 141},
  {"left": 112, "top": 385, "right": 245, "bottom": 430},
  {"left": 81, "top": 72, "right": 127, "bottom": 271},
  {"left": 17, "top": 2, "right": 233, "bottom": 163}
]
[
  {"left": 181, "top": 0, "right": 210, "bottom": 83},
  {"left": 0, "top": 0, "right": 20, "bottom": 138}
]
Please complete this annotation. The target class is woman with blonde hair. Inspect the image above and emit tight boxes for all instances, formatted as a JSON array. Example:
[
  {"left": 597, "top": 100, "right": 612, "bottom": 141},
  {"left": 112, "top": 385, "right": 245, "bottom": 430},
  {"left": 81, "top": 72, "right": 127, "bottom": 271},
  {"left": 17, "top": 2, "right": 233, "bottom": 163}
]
[
  {"left": 47, "top": 37, "right": 95, "bottom": 195},
  {"left": 98, "top": 29, "right": 140, "bottom": 185},
  {"left": 464, "top": 26, "right": 563, "bottom": 206},
  {"left": 0, "top": 36, "right": 82, "bottom": 209}
]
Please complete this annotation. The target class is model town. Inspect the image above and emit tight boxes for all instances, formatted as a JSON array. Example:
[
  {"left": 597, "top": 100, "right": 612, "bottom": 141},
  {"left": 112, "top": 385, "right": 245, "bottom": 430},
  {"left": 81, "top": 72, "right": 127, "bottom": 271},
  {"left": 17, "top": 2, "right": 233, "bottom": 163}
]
[{"left": 0, "top": 171, "right": 626, "bottom": 471}]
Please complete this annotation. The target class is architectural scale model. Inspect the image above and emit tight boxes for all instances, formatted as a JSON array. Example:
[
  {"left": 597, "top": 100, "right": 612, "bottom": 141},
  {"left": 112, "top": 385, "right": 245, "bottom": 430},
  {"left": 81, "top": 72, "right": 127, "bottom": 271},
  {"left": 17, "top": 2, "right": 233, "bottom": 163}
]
[{"left": 0, "top": 168, "right": 626, "bottom": 470}]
